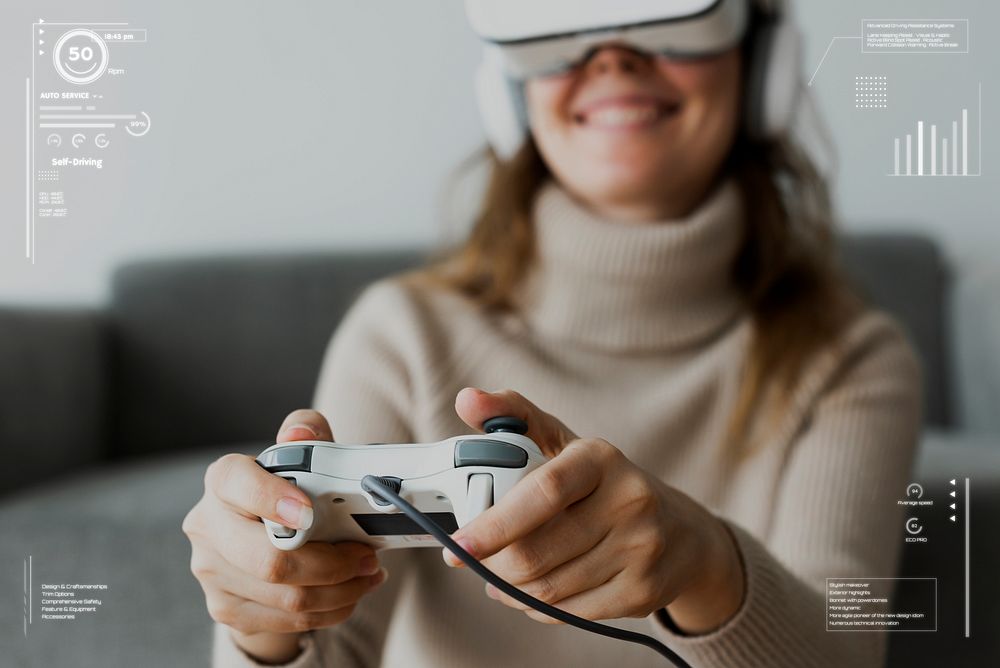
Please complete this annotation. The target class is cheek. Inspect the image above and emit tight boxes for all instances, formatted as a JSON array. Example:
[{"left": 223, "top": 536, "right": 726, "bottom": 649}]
[
  {"left": 524, "top": 78, "right": 581, "bottom": 162},
  {"left": 659, "top": 57, "right": 742, "bottom": 144},
  {"left": 525, "top": 78, "right": 573, "bottom": 136}
]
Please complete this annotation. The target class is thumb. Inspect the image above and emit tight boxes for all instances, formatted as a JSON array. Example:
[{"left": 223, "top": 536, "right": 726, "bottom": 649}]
[
  {"left": 276, "top": 409, "right": 334, "bottom": 443},
  {"left": 454, "top": 387, "right": 577, "bottom": 457}
]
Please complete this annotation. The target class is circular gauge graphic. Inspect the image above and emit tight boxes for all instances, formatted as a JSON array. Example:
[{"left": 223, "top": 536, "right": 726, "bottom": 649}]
[{"left": 52, "top": 29, "right": 109, "bottom": 85}]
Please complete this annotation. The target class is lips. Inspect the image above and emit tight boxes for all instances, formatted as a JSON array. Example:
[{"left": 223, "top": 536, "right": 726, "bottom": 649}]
[{"left": 572, "top": 94, "right": 681, "bottom": 130}]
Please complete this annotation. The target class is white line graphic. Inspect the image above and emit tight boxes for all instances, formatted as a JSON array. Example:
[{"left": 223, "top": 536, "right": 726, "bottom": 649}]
[
  {"left": 39, "top": 114, "right": 136, "bottom": 119},
  {"left": 26, "top": 78, "right": 30, "bottom": 259},
  {"left": 808, "top": 36, "right": 862, "bottom": 87},
  {"left": 39, "top": 123, "right": 116, "bottom": 128}
]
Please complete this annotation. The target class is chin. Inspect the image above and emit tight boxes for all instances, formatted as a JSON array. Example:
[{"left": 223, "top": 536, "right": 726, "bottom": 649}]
[{"left": 575, "top": 163, "right": 677, "bottom": 206}]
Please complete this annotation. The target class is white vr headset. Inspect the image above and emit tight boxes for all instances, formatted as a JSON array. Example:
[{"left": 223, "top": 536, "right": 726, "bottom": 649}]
[{"left": 465, "top": 0, "right": 804, "bottom": 159}]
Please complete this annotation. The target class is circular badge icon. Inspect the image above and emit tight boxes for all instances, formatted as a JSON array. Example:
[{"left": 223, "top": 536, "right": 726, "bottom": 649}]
[{"left": 52, "top": 29, "right": 109, "bottom": 85}]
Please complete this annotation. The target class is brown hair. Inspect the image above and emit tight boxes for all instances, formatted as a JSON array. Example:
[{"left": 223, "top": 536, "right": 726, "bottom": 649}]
[{"left": 421, "top": 39, "right": 861, "bottom": 454}]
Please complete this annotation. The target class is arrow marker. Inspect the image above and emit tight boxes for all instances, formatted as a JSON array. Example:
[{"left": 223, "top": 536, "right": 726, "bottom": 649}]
[
  {"left": 950, "top": 490, "right": 957, "bottom": 497},
  {"left": 38, "top": 29, "right": 44, "bottom": 35},
  {"left": 38, "top": 50, "right": 44, "bottom": 55},
  {"left": 950, "top": 515, "right": 956, "bottom": 522},
  {"left": 950, "top": 503, "right": 956, "bottom": 510},
  {"left": 950, "top": 479, "right": 956, "bottom": 486},
  {"left": 38, "top": 40, "right": 44, "bottom": 45}
]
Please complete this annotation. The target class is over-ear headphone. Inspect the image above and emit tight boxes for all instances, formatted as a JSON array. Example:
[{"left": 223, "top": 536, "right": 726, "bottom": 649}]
[
  {"left": 744, "top": 1, "right": 803, "bottom": 140},
  {"left": 474, "top": 0, "right": 804, "bottom": 160}
]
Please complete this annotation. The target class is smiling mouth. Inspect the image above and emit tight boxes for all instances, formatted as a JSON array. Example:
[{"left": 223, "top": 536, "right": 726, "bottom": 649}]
[{"left": 573, "top": 100, "right": 682, "bottom": 130}]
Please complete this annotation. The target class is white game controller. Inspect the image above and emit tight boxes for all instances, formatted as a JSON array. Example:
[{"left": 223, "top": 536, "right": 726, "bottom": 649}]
[{"left": 257, "top": 417, "right": 546, "bottom": 550}]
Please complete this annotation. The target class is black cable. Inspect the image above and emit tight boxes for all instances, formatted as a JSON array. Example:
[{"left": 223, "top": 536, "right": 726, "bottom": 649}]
[{"left": 361, "top": 475, "right": 693, "bottom": 668}]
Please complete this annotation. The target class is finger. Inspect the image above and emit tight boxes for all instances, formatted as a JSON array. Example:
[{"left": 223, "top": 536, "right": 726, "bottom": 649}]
[
  {"left": 277, "top": 409, "right": 334, "bottom": 443},
  {"left": 486, "top": 529, "right": 620, "bottom": 613},
  {"left": 211, "top": 589, "right": 358, "bottom": 635},
  {"left": 449, "top": 440, "right": 603, "bottom": 561},
  {"left": 207, "top": 453, "right": 314, "bottom": 529},
  {"left": 215, "top": 566, "right": 387, "bottom": 614},
  {"left": 454, "top": 387, "right": 577, "bottom": 457},
  {"left": 474, "top": 502, "right": 606, "bottom": 584},
  {"left": 522, "top": 571, "right": 633, "bottom": 624},
  {"left": 212, "top": 511, "right": 379, "bottom": 586}
]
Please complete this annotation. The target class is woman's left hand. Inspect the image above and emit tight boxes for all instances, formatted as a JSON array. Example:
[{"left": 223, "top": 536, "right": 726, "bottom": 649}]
[{"left": 445, "top": 387, "right": 745, "bottom": 633}]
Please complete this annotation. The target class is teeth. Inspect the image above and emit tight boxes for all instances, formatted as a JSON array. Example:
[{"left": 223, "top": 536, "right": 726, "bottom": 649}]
[{"left": 587, "top": 105, "right": 661, "bottom": 127}]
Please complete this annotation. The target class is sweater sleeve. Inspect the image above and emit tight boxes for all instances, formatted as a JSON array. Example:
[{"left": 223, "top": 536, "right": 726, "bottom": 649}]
[
  {"left": 212, "top": 281, "right": 417, "bottom": 668},
  {"left": 648, "top": 313, "right": 923, "bottom": 668}
]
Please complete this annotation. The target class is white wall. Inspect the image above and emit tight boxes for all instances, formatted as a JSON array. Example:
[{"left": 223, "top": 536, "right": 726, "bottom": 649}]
[
  {"left": 0, "top": 0, "right": 997, "bottom": 306},
  {"left": 796, "top": 0, "right": 999, "bottom": 258},
  {"left": 0, "top": 0, "right": 485, "bottom": 305}
]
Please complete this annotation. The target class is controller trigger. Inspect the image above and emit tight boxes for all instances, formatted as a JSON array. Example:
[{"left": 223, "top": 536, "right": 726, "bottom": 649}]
[
  {"left": 483, "top": 416, "right": 528, "bottom": 435},
  {"left": 466, "top": 473, "right": 494, "bottom": 520}
]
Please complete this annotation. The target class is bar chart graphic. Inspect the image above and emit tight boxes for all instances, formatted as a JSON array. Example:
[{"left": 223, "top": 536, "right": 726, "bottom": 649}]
[{"left": 889, "top": 83, "right": 982, "bottom": 177}]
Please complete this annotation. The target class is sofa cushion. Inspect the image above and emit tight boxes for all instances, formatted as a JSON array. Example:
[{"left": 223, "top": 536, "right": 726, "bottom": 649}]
[
  {"left": 0, "top": 446, "right": 241, "bottom": 667},
  {"left": 888, "top": 431, "right": 1000, "bottom": 665}
]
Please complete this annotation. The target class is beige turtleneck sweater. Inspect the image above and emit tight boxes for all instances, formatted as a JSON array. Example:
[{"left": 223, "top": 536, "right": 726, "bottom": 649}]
[{"left": 213, "top": 179, "right": 922, "bottom": 668}]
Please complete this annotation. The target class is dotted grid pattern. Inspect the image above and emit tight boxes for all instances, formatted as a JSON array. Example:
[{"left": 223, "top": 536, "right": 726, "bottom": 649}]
[
  {"left": 856, "top": 76, "right": 888, "bottom": 109},
  {"left": 36, "top": 169, "right": 60, "bottom": 182}
]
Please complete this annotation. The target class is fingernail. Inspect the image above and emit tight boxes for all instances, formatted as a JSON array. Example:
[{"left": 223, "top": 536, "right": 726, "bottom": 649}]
[
  {"left": 276, "top": 497, "right": 313, "bottom": 530},
  {"left": 485, "top": 583, "right": 500, "bottom": 599},
  {"left": 369, "top": 567, "right": 388, "bottom": 587},
  {"left": 359, "top": 555, "right": 380, "bottom": 576},
  {"left": 282, "top": 422, "right": 319, "bottom": 438}
]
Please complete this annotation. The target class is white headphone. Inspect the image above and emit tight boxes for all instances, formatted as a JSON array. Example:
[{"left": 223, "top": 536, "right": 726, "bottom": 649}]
[{"left": 474, "top": 0, "right": 804, "bottom": 160}]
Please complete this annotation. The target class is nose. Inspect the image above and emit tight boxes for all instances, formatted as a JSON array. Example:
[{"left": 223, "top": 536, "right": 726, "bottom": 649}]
[{"left": 581, "top": 45, "right": 651, "bottom": 77}]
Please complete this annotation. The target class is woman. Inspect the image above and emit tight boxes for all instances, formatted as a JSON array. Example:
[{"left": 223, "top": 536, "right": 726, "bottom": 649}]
[{"left": 183, "top": 6, "right": 921, "bottom": 667}]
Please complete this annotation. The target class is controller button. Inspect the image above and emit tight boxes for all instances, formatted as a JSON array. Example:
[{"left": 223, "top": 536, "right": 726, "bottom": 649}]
[
  {"left": 258, "top": 445, "right": 314, "bottom": 473},
  {"left": 454, "top": 440, "right": 528, "bottom": 468},
  {"left": 272, "top": 525, "right": 296, "bottom": 539}
]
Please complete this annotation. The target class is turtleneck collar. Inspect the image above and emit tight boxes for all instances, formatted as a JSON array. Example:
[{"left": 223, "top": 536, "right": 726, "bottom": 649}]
[{"left": 514, "top": 178, "right": 746, "bottom": 352}]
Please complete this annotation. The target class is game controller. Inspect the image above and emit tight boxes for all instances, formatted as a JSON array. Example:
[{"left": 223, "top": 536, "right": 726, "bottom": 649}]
[{"left": 256, "top": 416, "right": 546, "bottom": 550}]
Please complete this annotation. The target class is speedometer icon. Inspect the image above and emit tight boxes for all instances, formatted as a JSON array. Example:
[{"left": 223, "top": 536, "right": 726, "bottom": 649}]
[{"left": 52, "top": 29, "right": 109, "bottom": 85}]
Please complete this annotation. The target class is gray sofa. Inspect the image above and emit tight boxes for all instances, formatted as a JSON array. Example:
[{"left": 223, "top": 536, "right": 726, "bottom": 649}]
[{"left": 1, "top": 239, "right": 997, "bottom": 667}]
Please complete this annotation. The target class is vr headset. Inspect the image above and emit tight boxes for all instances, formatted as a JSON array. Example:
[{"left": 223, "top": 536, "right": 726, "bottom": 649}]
[{"left": 465, "top": 0, "right": 803, "bottom": 159}]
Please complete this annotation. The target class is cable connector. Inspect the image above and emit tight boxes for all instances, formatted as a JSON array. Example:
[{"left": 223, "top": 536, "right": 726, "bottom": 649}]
[{"left": 361, "top": 475, "right": 402, "bottom": 506}]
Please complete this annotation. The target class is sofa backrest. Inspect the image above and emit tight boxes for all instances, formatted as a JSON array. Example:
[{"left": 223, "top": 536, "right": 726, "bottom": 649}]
[
  {"left": 108, "top": 234, "right": 951, "bottom": 458},
  {"left": 109, "top": 251, "right": 425, "bottom": 457},
  {"left": 0, "top": 308, "right": 110, "bottom": 494},
  {"left": 838, "top": 233, "right": 951, "bottom": 426}
]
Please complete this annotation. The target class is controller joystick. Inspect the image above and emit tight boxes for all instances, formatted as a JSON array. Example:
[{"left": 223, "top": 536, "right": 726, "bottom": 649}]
[{"left": 483, "top": 416, "right": 528, "bottom": 435}]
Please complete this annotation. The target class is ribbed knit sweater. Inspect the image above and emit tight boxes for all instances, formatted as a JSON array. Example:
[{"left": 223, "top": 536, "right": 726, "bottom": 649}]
[{"left": 213, "top": 179, "right": 922, "bottom": 668}]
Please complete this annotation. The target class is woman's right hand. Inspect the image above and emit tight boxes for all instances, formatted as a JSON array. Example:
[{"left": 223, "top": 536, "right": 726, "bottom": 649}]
[{"left": 183, "top": 409, "right": 388, "bottom": 664}]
